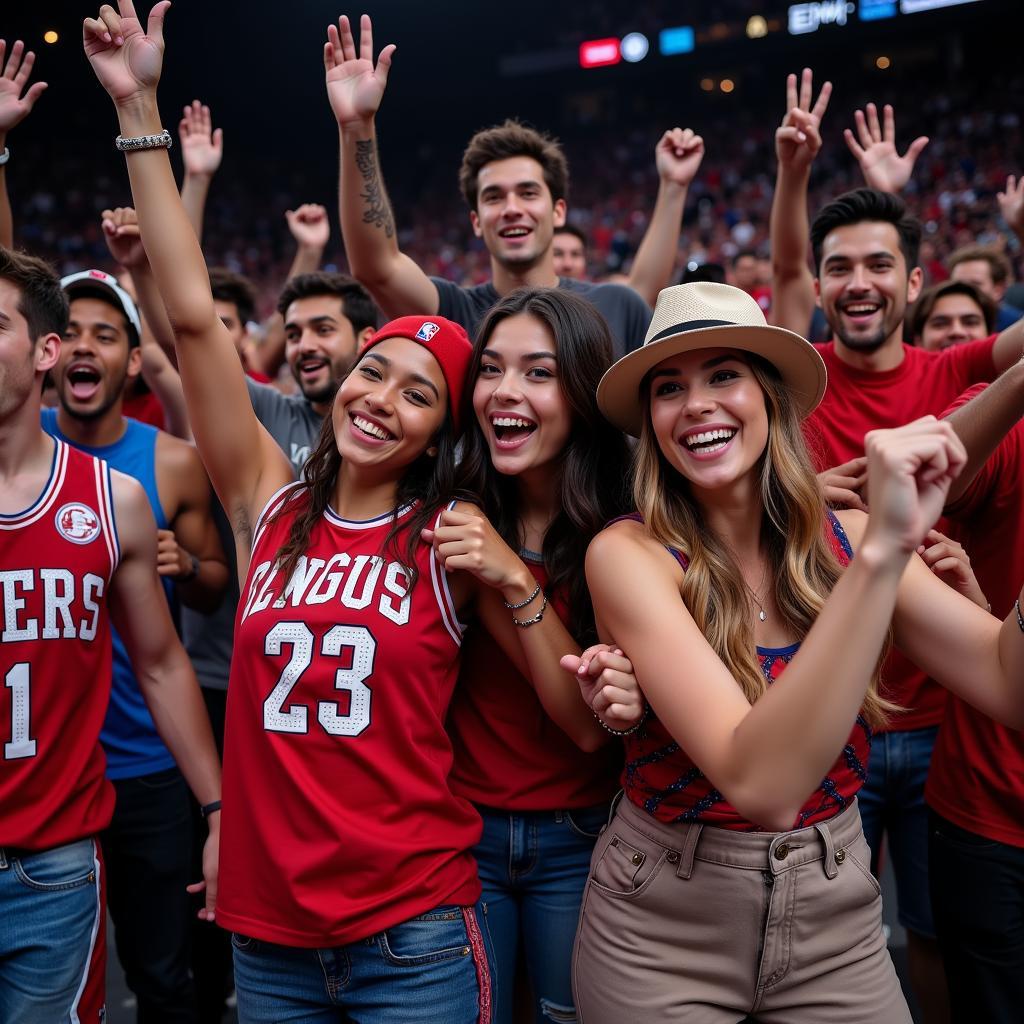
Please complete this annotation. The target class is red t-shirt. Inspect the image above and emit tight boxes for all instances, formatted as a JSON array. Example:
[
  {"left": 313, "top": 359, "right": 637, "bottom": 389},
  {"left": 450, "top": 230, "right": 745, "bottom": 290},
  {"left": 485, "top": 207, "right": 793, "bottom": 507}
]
[
  {"left": 624, "top": 512, "right": 870, "bottom": 832},
  {"left": 926, "top": 384, "right": 1024, "bottom": 846},
  {"left": 217, "top": 490, "right": 481, "bottom": 947},
  {"left": 0, "top": 439, "right": 119, "bottom": 850},
  {"left": 448, "top": 557, "right": 621, "bottom": 811},
  {"left": 803, "top": 337, "right": 998, "bottom": 729}
]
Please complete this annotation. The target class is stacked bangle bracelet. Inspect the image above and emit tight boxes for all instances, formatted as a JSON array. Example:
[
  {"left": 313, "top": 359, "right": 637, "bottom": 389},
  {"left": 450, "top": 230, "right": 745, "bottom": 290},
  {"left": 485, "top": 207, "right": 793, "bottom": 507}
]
[
  {"left": 512, "top": 595, "right": 548, "bottom": 628},
  {"left": 504, "top": 583, "right": 541, "bottom": 610},
  {"left": 595, "top": 703, "right": 650, "bottom": 737}
]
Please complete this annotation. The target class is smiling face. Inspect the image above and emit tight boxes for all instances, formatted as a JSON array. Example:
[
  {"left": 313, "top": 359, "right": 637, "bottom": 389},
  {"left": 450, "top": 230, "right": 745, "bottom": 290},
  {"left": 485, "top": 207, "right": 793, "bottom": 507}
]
[
  {"left": 284, "top": 294, "right": 362, "bottom": 407},
  {"left": 472, "top": 312, "right": 572, "bottom": 479},
  {"left": 552, "top": 230, "right": 586, "bottom": 279},
  {"left": 918, "top": 293, "right": 990, "bottom": 351},
  {"left": 56, "top": 296, "right": 140, "bottom": 422},
  {"left": 332, "top": 336, "right": 449, "bottom": 477},
  {"left": 647, "top": 347, "right": 769, "bottom": 499},
  {"left": 470, "top": 156, "right": 567, "bottom": 272},
  {"left": 816, "top": 221, "right": 922, "bottom": 354}
]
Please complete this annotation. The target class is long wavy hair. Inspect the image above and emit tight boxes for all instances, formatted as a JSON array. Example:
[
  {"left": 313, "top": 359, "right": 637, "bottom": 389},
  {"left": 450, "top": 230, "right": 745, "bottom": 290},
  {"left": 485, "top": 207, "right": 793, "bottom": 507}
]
[
  {"left": 269, "top": 383, "right": 466, "bottom": 590},
  {"left": 633, "top": 353, "right": 894, "bottom": 728},
  {"left": 456, "top": 288, "right": 631, "bottom": 646}
]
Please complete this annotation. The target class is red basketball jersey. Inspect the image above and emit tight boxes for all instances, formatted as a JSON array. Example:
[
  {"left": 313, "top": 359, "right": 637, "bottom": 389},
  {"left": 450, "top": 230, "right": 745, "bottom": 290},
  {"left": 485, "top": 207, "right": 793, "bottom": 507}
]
[
  {"left": 217, "top": 488, "right": 482, "bottom": 947},
  {"left": 0, "top": 438, "right": 119, "bottom": 850}
]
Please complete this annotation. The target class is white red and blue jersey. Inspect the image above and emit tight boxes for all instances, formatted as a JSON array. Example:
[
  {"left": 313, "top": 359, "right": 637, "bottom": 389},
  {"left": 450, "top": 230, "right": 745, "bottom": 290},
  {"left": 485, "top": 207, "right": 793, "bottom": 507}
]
[
  {"left": 0, "top": 438, "right": 120, "bottom": 850},
  {"left": 216, "top": 487, "right": 482, "bottom": 947}
]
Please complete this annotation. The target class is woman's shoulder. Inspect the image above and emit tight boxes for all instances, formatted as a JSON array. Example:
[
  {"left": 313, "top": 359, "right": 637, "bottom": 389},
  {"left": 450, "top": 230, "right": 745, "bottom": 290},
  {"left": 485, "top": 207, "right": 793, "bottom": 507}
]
[{"left": 832, "top": 508, "right": 867, "bottom": 546}]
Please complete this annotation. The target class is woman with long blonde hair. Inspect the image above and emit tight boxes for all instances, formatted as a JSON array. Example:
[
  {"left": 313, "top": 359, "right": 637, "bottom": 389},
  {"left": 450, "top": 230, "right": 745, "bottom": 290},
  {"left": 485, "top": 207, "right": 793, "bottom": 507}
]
[{"left": 571, "top": 281, "right": 1024, "bottom": 1023}]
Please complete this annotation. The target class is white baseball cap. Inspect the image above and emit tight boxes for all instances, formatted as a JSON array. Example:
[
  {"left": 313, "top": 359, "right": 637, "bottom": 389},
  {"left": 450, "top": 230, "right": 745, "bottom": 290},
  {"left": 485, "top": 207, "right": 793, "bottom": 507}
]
[{"left": 60, "top": 269, "right": 142, "bottom": 345}]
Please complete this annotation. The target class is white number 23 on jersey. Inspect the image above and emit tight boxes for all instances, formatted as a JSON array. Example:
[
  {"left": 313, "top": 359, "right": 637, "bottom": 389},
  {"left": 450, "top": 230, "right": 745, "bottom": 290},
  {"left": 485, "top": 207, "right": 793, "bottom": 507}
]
[{"left": 263, "top": 622, "right": 374, "bottom": 736}]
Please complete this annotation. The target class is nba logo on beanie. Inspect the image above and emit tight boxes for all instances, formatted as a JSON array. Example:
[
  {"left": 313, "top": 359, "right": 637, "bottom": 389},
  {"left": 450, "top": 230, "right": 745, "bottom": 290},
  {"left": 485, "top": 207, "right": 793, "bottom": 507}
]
[{"left": 415, "top": 322, "right": 440, "bottom": 342}]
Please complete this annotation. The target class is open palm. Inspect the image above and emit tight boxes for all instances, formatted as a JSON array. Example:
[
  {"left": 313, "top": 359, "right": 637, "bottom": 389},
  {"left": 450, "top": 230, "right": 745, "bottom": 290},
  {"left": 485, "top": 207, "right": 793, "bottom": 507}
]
[
  {"left": 844, "top": 103, "right": 928, "bottom": 194},
  {"left": 0, "top": 41, "right": 47, "bottom": 134},
  {"left": 82, "top": 0, "right": 169, "bottom": 104},
  {"left": 324, "top": 14, "right": 395, "bottom": 126}
]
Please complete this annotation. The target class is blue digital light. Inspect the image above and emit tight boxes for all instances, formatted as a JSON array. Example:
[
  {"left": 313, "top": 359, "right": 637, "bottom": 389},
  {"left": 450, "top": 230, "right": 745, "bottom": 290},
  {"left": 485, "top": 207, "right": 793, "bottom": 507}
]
[
  {"left": 860, "top": 0, "right": 898, "bottom": 19},
  {"left": 660, "top": 26, "right": 695, "bottom": 56}
]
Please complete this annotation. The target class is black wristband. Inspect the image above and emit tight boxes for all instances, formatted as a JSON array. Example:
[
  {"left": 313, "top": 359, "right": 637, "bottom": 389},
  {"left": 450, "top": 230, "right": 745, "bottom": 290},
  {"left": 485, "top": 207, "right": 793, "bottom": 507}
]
[{"left": 200, "top": 800, "right": 221, "bottom": 818}]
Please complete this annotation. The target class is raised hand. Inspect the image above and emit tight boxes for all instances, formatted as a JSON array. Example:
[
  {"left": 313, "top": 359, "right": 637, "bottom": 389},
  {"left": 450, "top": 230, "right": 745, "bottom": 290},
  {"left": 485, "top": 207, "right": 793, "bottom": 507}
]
[
  {"left": 324, "top": 14, "right": 396, "bottom": 127},
  {"left": 101, "top": 205, "right": 147, "bottom": 269},
  {"left": 863, "top": 417, "right": 966, "bottom": 558},
  {"left": 83, "top": 0, "right": 170, "bottom": 104},
  {"left": 655, "top": 127, "right": 705, "bottom": 188},
  {"left": 997, "top": 174, "right": 1024, "bottom": 241},
  {"left": 844, "top": 102, "right": 928, "bottom": 194},
  {"left": 775, "top": 68, "right": 832, "bottom": 175},
  {"left": 916, "top": 528, "right": 989, "bottom": 610},
  {"left": 817, "top": 456, "right": 868, "bottom": 512},
  {"left": 285, "top": 203, "right": 330, "bottom": 250},
  {"left": 0, "top": 40, "right": 47, "bottom": 135},
  {"left": 179, "top": 101, "right": 223, "bottom": 178},
  {"left": 561, "top": 644, "right": 646, "bottom": 733}
]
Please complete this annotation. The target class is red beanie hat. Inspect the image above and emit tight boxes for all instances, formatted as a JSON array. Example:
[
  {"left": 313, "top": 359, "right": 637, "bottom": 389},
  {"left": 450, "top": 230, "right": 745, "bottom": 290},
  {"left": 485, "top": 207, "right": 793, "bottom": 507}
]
[{"left": 359, "top": 316, "right": 474, "bottom": 435}]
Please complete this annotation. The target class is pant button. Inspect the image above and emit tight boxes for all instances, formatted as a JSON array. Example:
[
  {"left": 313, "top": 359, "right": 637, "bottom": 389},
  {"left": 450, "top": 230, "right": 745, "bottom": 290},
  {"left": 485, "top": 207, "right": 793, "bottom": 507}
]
[
  {"left": 834, "top": 849, "right": 846, "bottom": 864},
  {"left": 774, "top": 843, "right": 790, "bottom": 861},
  {"left": 631, "top": 852, "right": 644, "bottom": 866},
  {"left": 666, "top": 851, "right": 680, "bottom": 864}
]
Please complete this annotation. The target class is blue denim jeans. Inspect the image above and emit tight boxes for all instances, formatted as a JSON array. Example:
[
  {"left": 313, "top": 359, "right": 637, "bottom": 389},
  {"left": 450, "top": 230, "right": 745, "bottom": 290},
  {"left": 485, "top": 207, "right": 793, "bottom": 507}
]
[
  {"left": 475, "top": 803, "right": 610, "bottom": 1024},
  {"left": 858, "top": 724, "right": 939, "bottom": 937},
  {"left": 0, "top": 838, "right": 102, "bottom": 1024},
  {"left": 231, "top": 901, "right": 494, "bottom": 1023}
]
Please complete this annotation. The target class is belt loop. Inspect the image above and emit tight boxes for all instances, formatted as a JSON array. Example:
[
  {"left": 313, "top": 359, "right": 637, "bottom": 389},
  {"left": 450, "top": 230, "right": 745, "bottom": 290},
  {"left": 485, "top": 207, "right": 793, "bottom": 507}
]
[
  {"left": 675, "top": 822, "right": 703, "bottom": 879},
  {"left": 815, "top": 821, "right": 839, "bottom": 880}
]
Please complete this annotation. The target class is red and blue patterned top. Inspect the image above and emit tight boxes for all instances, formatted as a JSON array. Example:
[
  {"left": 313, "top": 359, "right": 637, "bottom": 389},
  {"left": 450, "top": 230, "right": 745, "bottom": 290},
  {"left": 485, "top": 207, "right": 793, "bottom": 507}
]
[{"left": 622, "top": 511, "right": 871, "bottom": 832}]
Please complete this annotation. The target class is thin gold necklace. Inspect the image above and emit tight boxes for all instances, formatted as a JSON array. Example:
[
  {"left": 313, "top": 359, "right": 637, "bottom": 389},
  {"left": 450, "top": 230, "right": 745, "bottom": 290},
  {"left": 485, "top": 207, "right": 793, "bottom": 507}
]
[{"left": 744, "top": 563, "right": 768, "bottom": 622}]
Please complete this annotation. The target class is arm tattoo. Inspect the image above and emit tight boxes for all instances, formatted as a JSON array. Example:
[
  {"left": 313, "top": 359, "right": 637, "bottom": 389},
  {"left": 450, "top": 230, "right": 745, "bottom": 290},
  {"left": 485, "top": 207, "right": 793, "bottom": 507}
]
[{"left": 354, "top": 139, "right": 395, "bottom": 239}]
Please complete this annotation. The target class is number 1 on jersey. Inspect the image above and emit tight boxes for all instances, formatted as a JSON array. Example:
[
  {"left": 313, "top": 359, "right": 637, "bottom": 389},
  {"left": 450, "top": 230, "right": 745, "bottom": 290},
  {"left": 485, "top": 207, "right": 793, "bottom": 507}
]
[
  {"left": 263, "top": 622, "right": 374, "bottom": 737},
  {"left": 5, "top": 663, "right": 37, "bottom": 760}
]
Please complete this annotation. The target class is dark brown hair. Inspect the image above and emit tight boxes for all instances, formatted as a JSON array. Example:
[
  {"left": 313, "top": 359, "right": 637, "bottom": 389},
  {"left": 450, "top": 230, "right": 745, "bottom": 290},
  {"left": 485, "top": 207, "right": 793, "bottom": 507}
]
[
  {"left": 458, "top": 120, "right": 569, "bottom": 211},
  {"left": 947, "top": 244, "right": 1012, "bottom": 287},
  {"left": 0, "top": 247, "right": 68, "bottom": 341},
  {"left": 811, "top": 188, "right": 921, "bottom": 275},
  {"left": 276, "top": 272, "right": 378, "bottom": 334},
  {"left": 909, "top": 280, "right": 996, "bottom": 342},
  {"left": 209, "top": 267, "right": 257, "bottom": 325}
]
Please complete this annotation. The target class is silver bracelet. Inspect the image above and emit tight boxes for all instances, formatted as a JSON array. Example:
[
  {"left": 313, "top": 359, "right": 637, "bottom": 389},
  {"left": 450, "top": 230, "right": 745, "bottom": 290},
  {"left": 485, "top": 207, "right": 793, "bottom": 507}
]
[
  {"left": 512, "top": 594, "right": 548, "bottom": 628},
  {"left": 115, "top": 129, "right": 173, "bottom": 153},
  {"left": 504, "top": 582, "right": 541, "bottom": 610},
  {"left": 595, "top": 703, "right": 650, "bottom": 737},
  {"left": 0, "top": 147, "right": 9, "bottom": 167}
]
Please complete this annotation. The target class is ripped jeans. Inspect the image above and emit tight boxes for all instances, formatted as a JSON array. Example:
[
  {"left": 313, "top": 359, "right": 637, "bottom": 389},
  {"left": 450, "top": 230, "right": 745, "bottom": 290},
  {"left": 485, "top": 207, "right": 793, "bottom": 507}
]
[{"left": 474, "top": 804, "right": 609, "bottom": 1024}]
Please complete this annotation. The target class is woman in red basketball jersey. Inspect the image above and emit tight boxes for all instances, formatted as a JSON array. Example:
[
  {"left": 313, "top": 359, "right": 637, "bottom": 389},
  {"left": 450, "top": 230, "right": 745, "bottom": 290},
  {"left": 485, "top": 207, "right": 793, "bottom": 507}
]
[
  {"left": 570, "top": 281, "right": 1024, "bottom": 1023},
  {"left": 425, "top": 288, "right": 640, "bottom": 1024},
  {"left": 84, "top": 6, "right": 499, "bottom": 1021}
]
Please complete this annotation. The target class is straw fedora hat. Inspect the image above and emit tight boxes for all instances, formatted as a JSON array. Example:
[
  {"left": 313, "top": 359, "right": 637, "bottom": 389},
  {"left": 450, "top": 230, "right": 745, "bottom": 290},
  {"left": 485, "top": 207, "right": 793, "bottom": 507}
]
[{"left": 597, "top": 282, "right": 827, "bottom": 436}]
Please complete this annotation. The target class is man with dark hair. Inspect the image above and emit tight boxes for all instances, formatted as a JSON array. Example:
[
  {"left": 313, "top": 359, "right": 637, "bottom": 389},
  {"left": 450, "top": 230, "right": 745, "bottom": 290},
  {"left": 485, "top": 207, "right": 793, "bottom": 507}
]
[
  {"left": 208, "top": 266, "right": 269, "bottom": 382},
  {"left": 910, "top": 280, "right": 996, "bottom": 352},
  {"left": 327, "top": 15, "right": 661, "bottom": 357},
  {"left": 245, "top": 271, "right": 376, "bottom": 473},
  {"left": 947, "top": 243, "right": 1023, "bottom": 331},
  {"left": 552, "top": 223, "right": 588, "bottom": 281},
  {"left": 730, "top": 249, "right": 760, "bottom": 294},
  {"left": 0, "top": 245, "right": 221, "bottom": 1023},
  {"left": 46, "top": 268, "right": 227, "bottom": 1022}
]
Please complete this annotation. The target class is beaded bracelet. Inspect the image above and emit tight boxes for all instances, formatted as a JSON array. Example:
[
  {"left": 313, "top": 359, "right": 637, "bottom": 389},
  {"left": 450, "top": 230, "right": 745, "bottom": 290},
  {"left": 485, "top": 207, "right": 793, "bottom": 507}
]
[
  {"left": 594, "top": 703, "right": 650, "bottom": 737},
  {"left": 1016, "top": 598, "right": 1024, "bottom": 635},
  {"left": 115, "top": 129, "right": 173, "bottom": 152},
  {"left": 512, "top": 594, "right": 548, "bottom": 628},
  {"left": 504, "top": 582, "right": 541, "bottom": 611}
]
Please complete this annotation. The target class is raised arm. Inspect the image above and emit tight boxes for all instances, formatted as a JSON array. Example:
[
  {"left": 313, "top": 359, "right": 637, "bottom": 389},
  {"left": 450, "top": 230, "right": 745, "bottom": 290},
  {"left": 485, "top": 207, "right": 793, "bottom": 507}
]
[
  {"left": 844, "top": 101, "right": 928, "bottom": 195},
  {"left": 0, "top": 40, "right": 48, "bottom": 248},
  {"left": 178, "top": 99, "right": 223, "bottom": 241},
  {"left": 588, "top": 418, "right": 965, "bottom": 830},
  {"left": 83, "top": 1, "right": 291, "bottom": 554},
  {"left": 326, "top": 14, "right": 438, "bottom": 319},
  {"left": 626, "top": 128, "right": 704, "bottom": 305},
  {"left": 107, "top": 470, "right": 221, "bottom": 920},
  {"left": 770, "top": 69, "right": 830, "bottom": 334},
  {"left": 257, "top": 203, "right": 330, "bottom": 376}
]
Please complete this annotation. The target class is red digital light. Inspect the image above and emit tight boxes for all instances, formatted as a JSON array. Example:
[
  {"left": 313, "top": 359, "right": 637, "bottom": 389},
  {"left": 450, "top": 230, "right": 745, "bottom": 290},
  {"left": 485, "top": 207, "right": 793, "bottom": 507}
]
[{"left": 579, "top": 38, "right": 622, "bottom": 69}]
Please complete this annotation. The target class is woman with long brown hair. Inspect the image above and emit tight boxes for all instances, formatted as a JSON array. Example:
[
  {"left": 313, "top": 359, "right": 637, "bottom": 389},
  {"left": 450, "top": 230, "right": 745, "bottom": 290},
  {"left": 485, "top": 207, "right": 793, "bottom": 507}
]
[{"left": 571, "top": 281, "right": 1024, "bottom": 1023}]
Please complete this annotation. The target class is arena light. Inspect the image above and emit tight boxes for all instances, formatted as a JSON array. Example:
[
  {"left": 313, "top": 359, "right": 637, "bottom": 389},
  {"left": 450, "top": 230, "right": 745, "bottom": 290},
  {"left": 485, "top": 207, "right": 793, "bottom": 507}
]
[
  {"left": 44, "top": 30, "right": 59, "bottom": 44},
  {"left": 659, "top": 26, "right": 695, "bottom": 56},
  {"left": 579, "top": 38, "right": 622, "bottom": 69},
  {"left": 900, "top": 0, "right": 980, "bottom": 11},
  {"left": 859, "top": 0, "right": 898, "bottom": 18},
  {"left": 700, "top": 78, "right": 715, "bottom": 91},
  {"left": 720, "top": 78, "right": 735, "bottom": 93},
  {"left": 746, "top": 16, "right": 769, "bottom": 38},
  {"left": 788, "top": 1, "right": 853, "bottom": 35},
  {"left": 876, "top": 55, "right": 891, "bottom": 68},
  {"left": 620, "top": 32, "right": 650, "bottom": 63}
]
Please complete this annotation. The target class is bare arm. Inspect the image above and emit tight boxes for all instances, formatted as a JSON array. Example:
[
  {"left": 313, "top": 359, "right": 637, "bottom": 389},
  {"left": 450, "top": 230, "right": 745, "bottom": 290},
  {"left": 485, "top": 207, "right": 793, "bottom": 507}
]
[
  {"left": 770, "top": 70, "right": 831, "bottom": 334},
  {"left": 626, "top": 129, "right": 704, "bottom": 306},
  {"left": 844, "top": 102, "right": 928, "bottom": 195},
  {"left": 178, "top": 99, "right": 222, "bottom": 241},
  {"left": 83, "top": 1, "right": 292, "bottom": 553},
  {"left": 992, "top": 314, "right": 1024, "bottom": 372},
  {"left": 107, "top": 470, "right": 221, "bottom": 918},
  {"left": 326, "top": 15, "right": 438, "bottom": 319},
  {"left": 0, "top": 40, "right": 48, "bottom": 248}
]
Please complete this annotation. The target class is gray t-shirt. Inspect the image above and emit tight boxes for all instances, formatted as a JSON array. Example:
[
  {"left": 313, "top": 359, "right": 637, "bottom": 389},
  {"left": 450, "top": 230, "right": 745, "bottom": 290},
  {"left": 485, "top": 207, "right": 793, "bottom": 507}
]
[
  {"left": 245, "top": 377, "right": 324, "bottom": 476},
  {"left": 181, "top": 379, "right": 323, "bottom": 690},
  {"left": 431, "top": 276, "right": 651, "bottom": 360}
]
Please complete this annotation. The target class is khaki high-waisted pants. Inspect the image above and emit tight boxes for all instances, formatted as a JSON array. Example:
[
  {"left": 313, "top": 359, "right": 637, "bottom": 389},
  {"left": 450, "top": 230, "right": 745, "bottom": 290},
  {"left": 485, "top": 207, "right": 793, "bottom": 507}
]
[{"left": 572, "top": 795, "right": 911, "bottom": 1023}]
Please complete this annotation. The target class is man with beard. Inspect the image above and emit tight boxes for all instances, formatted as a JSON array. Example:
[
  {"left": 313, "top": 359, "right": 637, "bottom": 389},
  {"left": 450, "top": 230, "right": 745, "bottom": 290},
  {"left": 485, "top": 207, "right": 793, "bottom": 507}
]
[
  {"left": 42, "top": 268, "right": 227, "bottom": 1022},
  {"left": 245, "top": 271, "right": 377, "bottom": 473}
]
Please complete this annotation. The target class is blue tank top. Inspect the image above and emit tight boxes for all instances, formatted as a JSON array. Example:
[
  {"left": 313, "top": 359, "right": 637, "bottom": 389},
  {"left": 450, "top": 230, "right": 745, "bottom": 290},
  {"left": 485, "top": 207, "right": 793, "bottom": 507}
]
[{"left": 41, "top": 410, "right": 176, "bottom": 779}]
